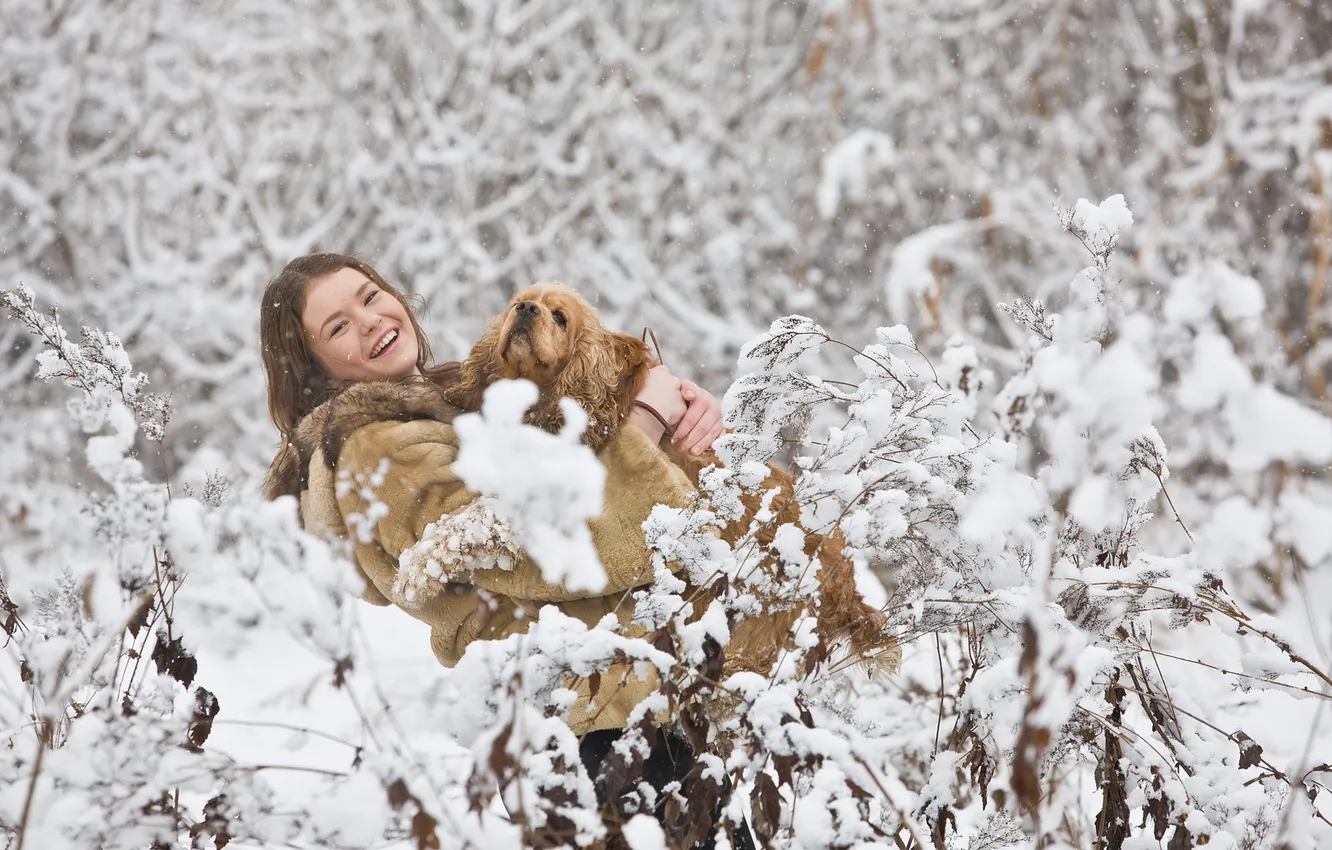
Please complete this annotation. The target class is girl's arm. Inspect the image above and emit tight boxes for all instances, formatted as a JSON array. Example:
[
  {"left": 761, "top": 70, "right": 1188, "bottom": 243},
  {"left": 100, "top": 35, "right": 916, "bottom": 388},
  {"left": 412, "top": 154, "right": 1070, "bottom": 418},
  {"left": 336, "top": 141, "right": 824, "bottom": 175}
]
[
  {"left": 334, "top": 418, "right": 696, "bottom": 603},
  {"left": 627, "top": 364, "right": 724, "bottom": 453}
]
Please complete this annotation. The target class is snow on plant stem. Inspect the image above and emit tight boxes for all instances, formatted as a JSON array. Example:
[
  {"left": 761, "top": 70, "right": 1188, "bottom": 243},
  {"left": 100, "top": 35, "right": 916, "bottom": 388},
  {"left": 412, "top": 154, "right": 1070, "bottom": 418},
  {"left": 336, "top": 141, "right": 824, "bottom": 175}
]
[{"left": 4, "top": 193, "right": 1332, "bottom": 848}]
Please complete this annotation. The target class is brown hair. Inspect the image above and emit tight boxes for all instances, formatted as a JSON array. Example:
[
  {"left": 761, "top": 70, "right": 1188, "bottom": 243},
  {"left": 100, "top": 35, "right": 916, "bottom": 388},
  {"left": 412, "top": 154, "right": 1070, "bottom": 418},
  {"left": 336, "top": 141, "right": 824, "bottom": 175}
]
[{"left": 259, "top": 253, "right": 434, "bottom": 440}]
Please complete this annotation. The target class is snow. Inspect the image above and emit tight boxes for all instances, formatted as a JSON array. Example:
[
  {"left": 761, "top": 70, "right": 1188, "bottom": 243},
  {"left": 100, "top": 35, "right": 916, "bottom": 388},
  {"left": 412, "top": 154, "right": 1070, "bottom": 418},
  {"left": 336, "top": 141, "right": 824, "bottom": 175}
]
[
  {"left": 1196, "top": 496, "right": 1274, "bottom": 571},
  {"left": 1070, "top": 194, "right": 1134, "bottom": 243},
  {"left": 882, "top": 220, "right": 982, "bottom": 319},
  {"left": 622, "top": 814, "right": 668, "bottom": 850},
  {"left": 450, "top": 380, "right": 610, "bottom": 594},
  {"left": 5, "top": 5, "right": 1332, "bottom": 846},
  {"left": 1276, "top": 486, "right": 1332, "bottom": 566},
  {"left": 817, "top": 128, "right": 897, "bottom": 221},
  {"left": 1225, "top": 385, "right": 1332, "bottom": 472}
]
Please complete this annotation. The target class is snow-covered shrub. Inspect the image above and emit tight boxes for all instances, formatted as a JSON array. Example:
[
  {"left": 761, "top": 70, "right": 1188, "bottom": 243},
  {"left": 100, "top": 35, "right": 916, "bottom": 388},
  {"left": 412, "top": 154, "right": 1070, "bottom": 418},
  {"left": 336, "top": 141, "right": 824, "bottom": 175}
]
[
  {"left": 5, "top": 0, "right": 1330, "bottom": 493},
  {"left": 4, "top": 1, "right": 1332, "bottom": 846},
  {"left": 5, "top": 195, "right": 1332, "bottom": 849},
  {"left": 0, "top": 287, "right": 498, "bottom": 848},
  {"left": 574, "top": 196, "right": 1332, "bottom": 848}
]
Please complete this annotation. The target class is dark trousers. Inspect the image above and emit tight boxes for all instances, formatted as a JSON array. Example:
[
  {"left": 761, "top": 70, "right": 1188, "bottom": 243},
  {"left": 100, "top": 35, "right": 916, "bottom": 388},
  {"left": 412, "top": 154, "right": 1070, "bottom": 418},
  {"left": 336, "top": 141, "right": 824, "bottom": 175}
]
[{"left": 579, "top": 729, "right": 757, "bottom": 849}]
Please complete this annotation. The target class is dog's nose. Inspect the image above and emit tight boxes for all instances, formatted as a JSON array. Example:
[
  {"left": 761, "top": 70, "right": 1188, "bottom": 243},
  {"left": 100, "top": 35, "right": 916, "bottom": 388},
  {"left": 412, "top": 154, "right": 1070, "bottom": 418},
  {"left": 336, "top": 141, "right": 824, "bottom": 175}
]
[{"left": 515, "top": 301, "right": 539, "bottom": 317}]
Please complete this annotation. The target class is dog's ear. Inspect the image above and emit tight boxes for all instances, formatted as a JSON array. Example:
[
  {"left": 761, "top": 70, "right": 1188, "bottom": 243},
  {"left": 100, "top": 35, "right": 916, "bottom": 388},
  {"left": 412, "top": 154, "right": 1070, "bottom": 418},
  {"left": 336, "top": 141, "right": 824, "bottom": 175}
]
[
  {"left": 608, "top": 331, "right": 654, "bottom": 403},
  {"left": 557, "top": 327, "right": 654, "bottom": 422},
  {"left": 444, "top": 319, "right": 504, "bottom": 412}
]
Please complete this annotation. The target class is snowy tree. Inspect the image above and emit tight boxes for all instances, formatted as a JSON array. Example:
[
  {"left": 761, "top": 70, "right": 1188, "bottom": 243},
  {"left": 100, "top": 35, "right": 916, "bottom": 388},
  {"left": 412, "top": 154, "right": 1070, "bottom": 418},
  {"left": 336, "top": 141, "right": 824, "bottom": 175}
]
[{"left": 4, "top": 0, "right": 1332, "bottom": 847}]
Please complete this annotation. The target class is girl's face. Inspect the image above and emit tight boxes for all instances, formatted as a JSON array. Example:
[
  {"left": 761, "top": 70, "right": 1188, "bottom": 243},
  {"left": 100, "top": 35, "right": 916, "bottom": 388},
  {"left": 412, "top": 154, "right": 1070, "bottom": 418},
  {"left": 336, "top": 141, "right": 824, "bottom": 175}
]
[{"left": 301, "top": 267, "right": 421, "bottom": 383}]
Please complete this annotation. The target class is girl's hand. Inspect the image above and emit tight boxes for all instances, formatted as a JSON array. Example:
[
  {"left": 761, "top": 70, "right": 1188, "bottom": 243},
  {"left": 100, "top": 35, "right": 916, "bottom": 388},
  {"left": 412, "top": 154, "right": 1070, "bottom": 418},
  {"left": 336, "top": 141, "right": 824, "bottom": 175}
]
[
  {"left": 629, "top": 365, "right": 687, "bottom": 443},
  {"left": 673, "top": 379, "right": 723, "bottom": 455}
]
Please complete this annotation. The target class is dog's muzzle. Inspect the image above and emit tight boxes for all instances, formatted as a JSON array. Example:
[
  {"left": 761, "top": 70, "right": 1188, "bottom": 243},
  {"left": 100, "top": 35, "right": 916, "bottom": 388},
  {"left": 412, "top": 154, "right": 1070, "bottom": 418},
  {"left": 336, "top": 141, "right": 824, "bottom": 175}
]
[{"left": 511, "top": 301, "right": 539, "bottom": 331}]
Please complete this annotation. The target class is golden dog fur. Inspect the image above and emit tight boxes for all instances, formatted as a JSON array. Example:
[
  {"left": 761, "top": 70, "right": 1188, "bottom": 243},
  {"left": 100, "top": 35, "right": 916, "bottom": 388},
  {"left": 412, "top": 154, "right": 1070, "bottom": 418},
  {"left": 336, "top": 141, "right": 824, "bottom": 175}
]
[
  {"left": 443, "top": 282, "right": 899, "bottom": 676},
  {"left": 441, "top": 282, "right": 654, "bottom": 451}
]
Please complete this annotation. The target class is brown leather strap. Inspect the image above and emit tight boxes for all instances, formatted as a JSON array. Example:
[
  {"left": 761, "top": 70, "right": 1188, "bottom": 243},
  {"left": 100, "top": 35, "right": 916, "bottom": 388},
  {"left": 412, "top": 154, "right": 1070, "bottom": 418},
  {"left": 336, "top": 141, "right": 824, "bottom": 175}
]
[{"left": 632, "top": 400, "right": 674, "bottom": 439}]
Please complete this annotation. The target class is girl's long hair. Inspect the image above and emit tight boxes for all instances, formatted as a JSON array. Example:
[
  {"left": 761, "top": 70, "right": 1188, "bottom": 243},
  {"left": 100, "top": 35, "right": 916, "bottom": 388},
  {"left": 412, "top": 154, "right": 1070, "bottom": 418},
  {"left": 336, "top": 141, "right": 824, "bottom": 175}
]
[{"left": 259, "top": 253, "right": 435, "bottom": 440}]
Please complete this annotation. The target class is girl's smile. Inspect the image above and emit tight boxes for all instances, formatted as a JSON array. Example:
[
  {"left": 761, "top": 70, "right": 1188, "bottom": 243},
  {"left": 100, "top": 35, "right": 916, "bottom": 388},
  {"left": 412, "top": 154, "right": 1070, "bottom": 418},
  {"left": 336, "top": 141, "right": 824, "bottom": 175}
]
[{"left": 301, "top": 266, "right": 421, "bottom": 382}]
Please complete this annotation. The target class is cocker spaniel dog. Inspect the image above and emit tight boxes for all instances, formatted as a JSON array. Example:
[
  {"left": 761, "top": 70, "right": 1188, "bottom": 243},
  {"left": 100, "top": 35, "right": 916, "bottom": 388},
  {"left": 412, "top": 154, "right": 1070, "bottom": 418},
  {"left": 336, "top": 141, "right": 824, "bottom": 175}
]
[
  {"left": 443, "top": 282, "right": 654, "bottom": 452},
  {"left": 444, "top": 282, "right": 898, "bottom": 676}
]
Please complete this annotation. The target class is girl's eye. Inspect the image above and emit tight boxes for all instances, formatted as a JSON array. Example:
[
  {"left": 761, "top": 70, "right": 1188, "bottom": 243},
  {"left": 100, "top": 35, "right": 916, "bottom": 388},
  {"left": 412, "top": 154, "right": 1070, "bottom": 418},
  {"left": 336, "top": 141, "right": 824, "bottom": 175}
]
[
  {"left": 331, "top": 321, "right": 347, "bottom": 337},
  {"left": 552, "top": 310, "right": 567, "bottom": 328},
  {"left": 365, "top": 290, "right": 378, "bottom": 304}
]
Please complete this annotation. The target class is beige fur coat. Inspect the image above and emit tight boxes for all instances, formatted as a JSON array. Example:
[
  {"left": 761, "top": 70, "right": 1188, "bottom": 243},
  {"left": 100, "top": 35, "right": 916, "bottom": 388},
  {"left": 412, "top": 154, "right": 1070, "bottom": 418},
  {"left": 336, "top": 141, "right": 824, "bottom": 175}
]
[{"left": 264, "top": 378, "right": 696, "bottom": 734}]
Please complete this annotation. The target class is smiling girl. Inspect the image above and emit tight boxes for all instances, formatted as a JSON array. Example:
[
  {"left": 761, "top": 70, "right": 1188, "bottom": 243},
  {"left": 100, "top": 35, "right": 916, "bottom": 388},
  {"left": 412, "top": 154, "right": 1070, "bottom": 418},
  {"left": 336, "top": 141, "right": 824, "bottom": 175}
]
[
  {"left": 259, "top": 252, "right": 752, "bottom": 846},
  {"left": 259, "top": 252, "right": 719, "bottom": 715}
]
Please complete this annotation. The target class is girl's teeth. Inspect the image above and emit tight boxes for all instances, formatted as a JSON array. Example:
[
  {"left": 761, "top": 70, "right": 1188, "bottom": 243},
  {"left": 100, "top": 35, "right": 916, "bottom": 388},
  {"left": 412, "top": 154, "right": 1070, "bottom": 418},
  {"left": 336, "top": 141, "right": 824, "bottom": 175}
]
[{"left": 372, "top": 330, "right": 397, "bottom": 357}]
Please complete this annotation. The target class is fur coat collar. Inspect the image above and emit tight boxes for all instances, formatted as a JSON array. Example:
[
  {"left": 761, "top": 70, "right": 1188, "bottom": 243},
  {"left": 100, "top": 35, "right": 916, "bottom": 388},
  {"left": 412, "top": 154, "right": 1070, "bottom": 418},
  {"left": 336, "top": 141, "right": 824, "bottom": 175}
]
[{"left": 263, "top": 377, "right": 463, "bottom": 503}]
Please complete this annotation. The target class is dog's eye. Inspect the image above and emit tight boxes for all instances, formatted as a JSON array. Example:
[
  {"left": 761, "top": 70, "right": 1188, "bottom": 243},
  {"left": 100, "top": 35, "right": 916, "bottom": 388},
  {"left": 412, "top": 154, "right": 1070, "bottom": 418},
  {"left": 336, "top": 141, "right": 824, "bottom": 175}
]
[{"left": 552, "top": 309, "right": 567, "bottom": 329}]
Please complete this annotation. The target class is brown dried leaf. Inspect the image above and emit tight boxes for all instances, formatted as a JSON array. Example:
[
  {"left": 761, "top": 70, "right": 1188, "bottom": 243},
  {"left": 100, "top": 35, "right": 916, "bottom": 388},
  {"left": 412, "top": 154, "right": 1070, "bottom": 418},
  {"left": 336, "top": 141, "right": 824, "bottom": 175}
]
[
  {"left": 488, "top": 724, "right": 513, "bottom": 781},
  {"left": 599, "top": 726, "right": 653, "bottom": 803},
  {"left": 411, "top": 809, "right": 441, "bottom": 850},
  {"left": 126, "top": 593, "right": 153, "bottom": 638},
  {"left": 674, "top": 763, "right": 723, "bottom": 849},
  {"left": 701, "top": 634, "right": 724, "bottom": 684},
  {"left": 802, "top": 643, "right": 822, "bottom": 678},
  {"left": 465, "top": 773, "right": 489, "bottom": 814},
  {"left": 959, "top": 727, "right": 996, "bottom": 809},
  {"left": 805, "top": 34, "right": 831, "bottom": 86},
  {"left": 190, "top": 794, "right": 232, "bottom": 850},
  {"left": 1012, "top": 618, "right": 1051, "bottom": 814},
  {"left": 151, "top": 631, "right": 197, "bottom": 687},
  {"left": 659, "top": 678, "right": 680, "bottom": 712},
  {"left": 680, "top": 701, "right": 709, "bottom": 754},
  {"left": 1010, "top": 733, "right": 1044, "bottom": 816},
  {"left": 1018, "top": 619, "right": 1039, "bottom": 677},
  {"left": 1096, "top": 735, "right": 1129, "bottom": 849},
  {"left": 930, "top": 805, "right": 958, "bottom": 848},
  {"left": 1095, "top": 676, "right": 1130, "bottom": 850},
  {"left": 387, "top": 778, "right": 412, "bottom": 809},
  {"left": 332, "top": 657, "right": 353, "bottom": 689},
  {"left": 1142, "top": 768, "right": 1172, "bottom": 840},
  {"left": 1234, "top": 731, "right": 1263, "bottom": 770},
  {"left": 652, "top": 627, "right": 676, "bottom": 657},
  {"left": 187, "top": 687, "right": 220, "bottom": 751},
  {"left": 1166, "top": 822, "right": 1194, "bottom": 850},
  {"left": 751, "top": 772, "right": 782, "bottom": 843}
]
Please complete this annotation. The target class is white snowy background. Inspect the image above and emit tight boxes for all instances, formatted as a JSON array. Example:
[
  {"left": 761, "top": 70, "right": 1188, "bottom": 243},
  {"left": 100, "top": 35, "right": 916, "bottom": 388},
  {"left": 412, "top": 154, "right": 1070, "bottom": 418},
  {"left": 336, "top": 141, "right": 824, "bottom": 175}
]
[{"left": 4, "top": 1, "right": 1332, "bottom": 848}]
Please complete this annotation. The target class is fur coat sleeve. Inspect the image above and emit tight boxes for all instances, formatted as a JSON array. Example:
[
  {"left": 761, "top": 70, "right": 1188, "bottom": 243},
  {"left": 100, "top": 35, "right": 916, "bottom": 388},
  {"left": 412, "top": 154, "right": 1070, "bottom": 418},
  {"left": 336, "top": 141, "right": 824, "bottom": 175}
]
[
  {"left": 267, "top": 379, "right": 697, "bottom": 733},
  {"left": 330, "top": 417, "right": 696, "bottom": 603}
]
